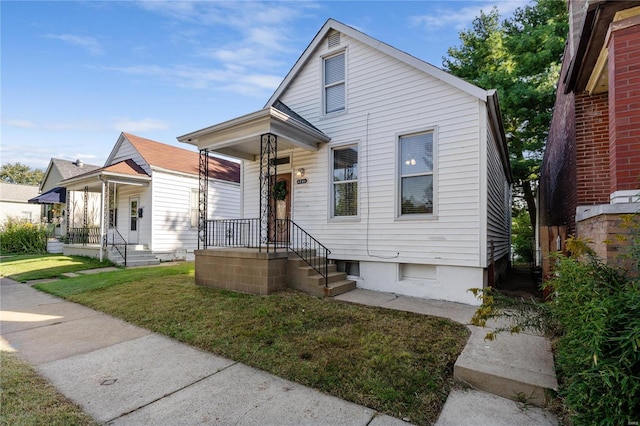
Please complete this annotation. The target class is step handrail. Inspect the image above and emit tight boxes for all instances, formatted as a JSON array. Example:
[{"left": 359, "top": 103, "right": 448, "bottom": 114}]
[
  {"left": 105, "top": 229, "right": 128, "bottom": 266},
  {"left": 285, "top": 219, "right": 331, "bottom": 288}
]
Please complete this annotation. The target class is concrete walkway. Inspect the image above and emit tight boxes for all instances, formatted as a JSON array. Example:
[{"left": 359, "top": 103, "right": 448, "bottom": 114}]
[{"left": 1, "top": 274, "right": 558, "bottom": 425}]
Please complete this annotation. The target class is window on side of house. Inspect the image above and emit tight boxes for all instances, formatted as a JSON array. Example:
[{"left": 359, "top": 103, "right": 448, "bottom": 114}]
[
  {"left": 399, "top": 131, "right": 434, "bottom": 215},
  {"left": 332, "top": 145, "right": 358, "bottom": 217},
  {"left": 324, "top": 52, "right": 345, "bottom": 114},
  {"left": 190, "top": 188, "right": 199, "bottom": 228}
]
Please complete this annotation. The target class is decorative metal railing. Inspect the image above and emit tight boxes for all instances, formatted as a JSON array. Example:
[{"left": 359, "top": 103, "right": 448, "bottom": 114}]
[
  {"left": 204, "top": 218, "right": 331, "bottom": 287},
  {"left": 105, "top": 228, "right": 128, "bottom": 266},
  {"left": 66, "top": 227, "right": 101, "bottom": 245}
]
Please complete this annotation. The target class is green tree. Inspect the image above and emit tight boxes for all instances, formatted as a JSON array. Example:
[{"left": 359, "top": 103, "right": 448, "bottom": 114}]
[
  {"left": 0, "top": 162, "right": 45, "bottom": 186},
  {"left": 443, "top": 0, "right": 568, "bottom": 230}
]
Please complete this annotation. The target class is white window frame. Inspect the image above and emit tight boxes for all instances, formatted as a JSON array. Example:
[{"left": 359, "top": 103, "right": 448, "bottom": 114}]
[
  {"left": 322, "top": 49, "right": 347, "bottom": 116},
  {"left": 396, "top": 128, "right": 437, "bottom": 219},
  {"left": 189, "top": 188, "right": 199, "bottom": 229},
  {"left": 330, "top": 143, "right": 359, "bottom": 219}
]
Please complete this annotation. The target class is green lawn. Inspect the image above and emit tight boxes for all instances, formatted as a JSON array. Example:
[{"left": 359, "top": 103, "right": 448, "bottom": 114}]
[
  {"left": 0, "top": 351, "right": 98, "bottom": 426},
  {"left": 0, "top": 254, "right": 114, "bottom": 282}
]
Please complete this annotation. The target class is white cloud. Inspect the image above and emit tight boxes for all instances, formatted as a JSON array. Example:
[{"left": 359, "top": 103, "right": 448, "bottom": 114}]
[
  {"left": 410, "top": 0, "right": 529, "bottom": 31},
  {"left": 112, "top": 118, "right": 170, "bottom": 132},
  {"left": 45, "top": 33, "right": 103, "bottom": 55},
  {"left": 1, "top": 118, "right": 37, "bottom": 129},
  {"left": 131, "top": 1, "right": 320, "bottom": 96},
  {"left": 1, "top": 117, "right": 103, "bottom": 132}
]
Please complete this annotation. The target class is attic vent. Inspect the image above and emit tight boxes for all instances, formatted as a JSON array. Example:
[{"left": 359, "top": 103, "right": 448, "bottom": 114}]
[{"left": 328, "top": 31, "right": 340, "bottom": 48}]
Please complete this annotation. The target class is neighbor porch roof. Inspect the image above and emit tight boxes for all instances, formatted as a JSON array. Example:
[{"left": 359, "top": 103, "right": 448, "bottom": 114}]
[
  {"left": 177, "top": 103, "right": 331, "bottom": 161},
  {"left": 60, "top": 159, "right": 151, "bottom": 192}
]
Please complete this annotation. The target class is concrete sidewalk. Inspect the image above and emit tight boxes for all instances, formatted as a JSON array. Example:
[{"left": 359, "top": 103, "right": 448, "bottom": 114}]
[
  {"left": 0, "top": 277, "right": 404, "bottom": 425},
  {"left": 1, "top": 276, "right": 558, "bottom": 425}
]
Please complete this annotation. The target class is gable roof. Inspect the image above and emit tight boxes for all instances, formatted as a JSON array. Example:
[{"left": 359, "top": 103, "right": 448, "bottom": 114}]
[
  {"left": 40, "top": 158, "right": 101, "bottom": 191},
  {"left": 108, "top": 133, "right": 240, "bottom": 183},
  {"left": 266, "top": 18, "right": 489, "bottom": 107},
  {"left": 0, "top": 182, "right": 39, "bottom": 202}
]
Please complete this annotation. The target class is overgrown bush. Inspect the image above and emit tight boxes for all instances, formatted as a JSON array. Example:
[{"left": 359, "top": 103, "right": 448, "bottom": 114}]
[
  {"left": 0, "top": 218, "right": 47, "bottom": 254},
  {"left": 512, "top": 209, "right": 534, "bottom": 263},
  {"left": 549, "top": 253, "right": 640, "bottom": 425},
  {"left": 471, "top": 215, "right": 640, "bottom": 424}
]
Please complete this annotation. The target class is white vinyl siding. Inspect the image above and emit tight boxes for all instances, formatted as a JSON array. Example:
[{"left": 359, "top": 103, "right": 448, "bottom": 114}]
[
  {"left": 324, "top": 52, "right": 345, "bottom": 114},
  {"left": 109, "top": 138, "right": 150, "bottom": 175},
  {"left": 271, "top": 33, "right": 482, "bottom": 266},
  {"left": 486, "top": 127, "right": 511, "bottom": 262},
  {"left": 151, "top": 170, "right": 240, "bottom": 253}
]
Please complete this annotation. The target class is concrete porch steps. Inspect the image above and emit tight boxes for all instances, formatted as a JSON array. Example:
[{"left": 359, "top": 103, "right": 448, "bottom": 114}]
[
  {"left": 108, "top": 246, "right": 160, "bottom": 267},
  {"left": 286, "top": 255, "right": 356, "bottom": 298}
]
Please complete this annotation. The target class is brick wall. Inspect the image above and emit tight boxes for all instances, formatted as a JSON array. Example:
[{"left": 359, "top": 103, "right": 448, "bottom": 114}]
[
  {"left": 575, "top": 92, "right": 611, "bottom": 205},
  {"left": 608, "top": 22, "right": 640, "bottom": 194},
  {"left": 577, "top": 213, "right": 636, "bottom": 272}
]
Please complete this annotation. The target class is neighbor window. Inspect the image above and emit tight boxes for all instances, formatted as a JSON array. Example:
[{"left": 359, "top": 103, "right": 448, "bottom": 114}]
[
  {"left": 399, "top": 131, "right": 434, "bottom": 215},
  {"left": 190, "top": 188, "right": 199, "bottom": 228},
  {"left": 324, "top": 52, "right": 345, "bottom": 114},
  {"left": 332, "top": 145, "right": 358, "bottom": 216}
]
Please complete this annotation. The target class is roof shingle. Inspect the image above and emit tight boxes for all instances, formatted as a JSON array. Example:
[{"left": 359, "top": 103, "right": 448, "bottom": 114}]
[{"left": 123, "top": 133, "right": 240, "bottom": 183}]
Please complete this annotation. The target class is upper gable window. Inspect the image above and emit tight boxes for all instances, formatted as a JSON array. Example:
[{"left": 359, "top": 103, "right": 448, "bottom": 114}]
[{"left": 324, "top": 52, "right": 345, "bottom": 114}]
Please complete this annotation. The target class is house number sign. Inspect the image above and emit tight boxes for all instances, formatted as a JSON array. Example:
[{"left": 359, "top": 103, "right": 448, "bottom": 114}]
[{"left": 296, "top": 178, "right": 308, "bottom": 184}]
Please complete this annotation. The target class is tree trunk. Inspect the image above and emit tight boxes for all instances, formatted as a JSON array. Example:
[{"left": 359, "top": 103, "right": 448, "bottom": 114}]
[{"left": 522, "top": 179, "right": 536, "bottom": 231}]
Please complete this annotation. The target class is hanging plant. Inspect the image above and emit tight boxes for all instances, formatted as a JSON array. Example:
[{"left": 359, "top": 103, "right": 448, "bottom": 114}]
[{"left": 273, "top": 180, "right": 287, "bottom": 201}]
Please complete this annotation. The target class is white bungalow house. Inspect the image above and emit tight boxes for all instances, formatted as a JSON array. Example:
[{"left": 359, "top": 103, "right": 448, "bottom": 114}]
[
  {"left": 29, "top": 158, "right": 102, "bottom": 239},
  {"left": 60, "top": 132, "right": 240, "bottom": 266},
  {"left": 1, "top": 182, "right": 41, "bottom": 224},
  {"left": 178, "top": 19, "right": 512, "bottom": 305}
]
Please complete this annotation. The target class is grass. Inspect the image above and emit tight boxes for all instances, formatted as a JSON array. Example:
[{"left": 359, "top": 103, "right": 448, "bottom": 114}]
[
  {"left": 35, "top": 263, "right": 470, "bottom": 425},
  {"left": 0, "top": 254, "right": 114, "bottom": 282},
  {"left": 0, "top": 351, "right": 98, "bottom": 426}
]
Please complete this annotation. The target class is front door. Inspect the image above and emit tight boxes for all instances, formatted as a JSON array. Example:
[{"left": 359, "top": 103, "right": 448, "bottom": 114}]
[
  {"left": 129, "top": 198, "right": 139, "bottom": 244},
  {"left": 271, "top": 173, "right": 291, "bottom": 244}
]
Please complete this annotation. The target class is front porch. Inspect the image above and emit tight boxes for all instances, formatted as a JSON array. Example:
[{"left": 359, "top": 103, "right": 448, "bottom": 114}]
[
  {"left": 59, "top": 160, "right": 155, "bottom": 266},
  {"left": 179, "top": 102, "right": 353, "bottom": 297}
]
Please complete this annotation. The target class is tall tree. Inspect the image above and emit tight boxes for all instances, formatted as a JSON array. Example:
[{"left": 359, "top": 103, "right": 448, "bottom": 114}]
[
  {"left": 0, "top": 162, "right": 45, "bottom": 186},
  {"left": 443, "top": 0, "right": 568, "bottom": 230}
]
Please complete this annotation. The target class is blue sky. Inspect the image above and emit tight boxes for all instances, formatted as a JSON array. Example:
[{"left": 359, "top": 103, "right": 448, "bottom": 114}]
[{"left": 1, "top": 0, "right": 527, "bottom": 170}]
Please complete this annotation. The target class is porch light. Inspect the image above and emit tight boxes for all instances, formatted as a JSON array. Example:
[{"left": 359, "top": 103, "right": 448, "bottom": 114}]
[{"left": 296, "top": 168, "right": 305, "bottom": 178}]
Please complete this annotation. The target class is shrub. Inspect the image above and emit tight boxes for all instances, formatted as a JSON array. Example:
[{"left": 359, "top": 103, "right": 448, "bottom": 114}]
[
  {"left": 471, "top": 215, "right": 640, "bottom": 424},
  {"left": 512, "top": 209, "right": 534, "bottom": 263},
  {"left": 0, "top": 218, "right": 47, "bottom": 254}
]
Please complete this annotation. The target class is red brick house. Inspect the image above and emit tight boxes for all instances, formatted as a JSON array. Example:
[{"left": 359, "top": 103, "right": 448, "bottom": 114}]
[{"left": 539, "top": 0, "right": 640, "bottom": 276}]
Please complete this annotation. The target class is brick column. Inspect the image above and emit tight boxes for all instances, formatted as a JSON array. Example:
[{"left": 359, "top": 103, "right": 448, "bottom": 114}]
[
  {"left": 608, "top": 17, "right": 640, "bottom": 198},
  {"left": 575, "top": 92, "right": 610, "bottom": 205}
]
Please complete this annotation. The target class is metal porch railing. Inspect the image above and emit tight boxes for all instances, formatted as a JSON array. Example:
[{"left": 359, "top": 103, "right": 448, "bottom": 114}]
[
  {"left": 204, "top": 218, "right": 331, "bottom": 287},
  {"left": 66, "top": 227, "right": 101, "bottom": 245}
]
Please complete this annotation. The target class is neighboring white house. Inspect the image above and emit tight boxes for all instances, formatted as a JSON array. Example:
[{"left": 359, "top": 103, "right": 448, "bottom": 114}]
[
  {"left": 29, "top": 158, "right": 101, "bottom": 237},
  {"left": 178, "top": 19, "right": 512, "bottom": 305},
  {"left": 60, "top": 132, "right": 241, "bottom": 264},
  {"left": 0, "top": 182, "right": 41, "bottom": 224}
]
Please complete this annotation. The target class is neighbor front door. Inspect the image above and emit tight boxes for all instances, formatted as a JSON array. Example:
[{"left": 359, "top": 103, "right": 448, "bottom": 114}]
[{"left": 129, "top": 198, "right": 139, "bottom": 244}]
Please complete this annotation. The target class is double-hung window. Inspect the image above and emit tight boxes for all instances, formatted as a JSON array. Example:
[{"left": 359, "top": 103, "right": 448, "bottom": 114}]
[
  {"left": 324, "top": 52, "right": 345, "bottom": 114},
  {"left": 399, "top": 131, "right": 434, "bottom": 215},
  {"left": 190, "top": 188, "right": 199, "bottom": 228},
  {"left": 332, "top": 145, "right": 358, "bottom": 217}
]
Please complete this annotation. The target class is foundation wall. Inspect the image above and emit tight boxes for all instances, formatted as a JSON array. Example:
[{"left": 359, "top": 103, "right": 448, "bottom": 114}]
[{"left": 194, "top": 248, "right": 288, "bottom": 295}]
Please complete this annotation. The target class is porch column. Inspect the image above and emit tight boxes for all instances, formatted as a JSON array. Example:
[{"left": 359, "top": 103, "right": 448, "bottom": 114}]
[
  {"left": 259, "top": 133, "right": 277, "bottom": 252},
  {"left": 198, "top": 149, "right": 209, "bottom": 249},
  {"left": 99, "top": 179, "right": 107, "bottom": 261},
  {"left": 65, "top": 189, "right": 72, "bottom": 242}
]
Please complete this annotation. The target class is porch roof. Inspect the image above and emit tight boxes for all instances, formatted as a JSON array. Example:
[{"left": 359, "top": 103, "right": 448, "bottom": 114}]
[
  {"left": 177, "top": 103, "right": 331, "bottom": 161},
  {"left": 60, "top": 159, "right": 151, "bottom": 191}
]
